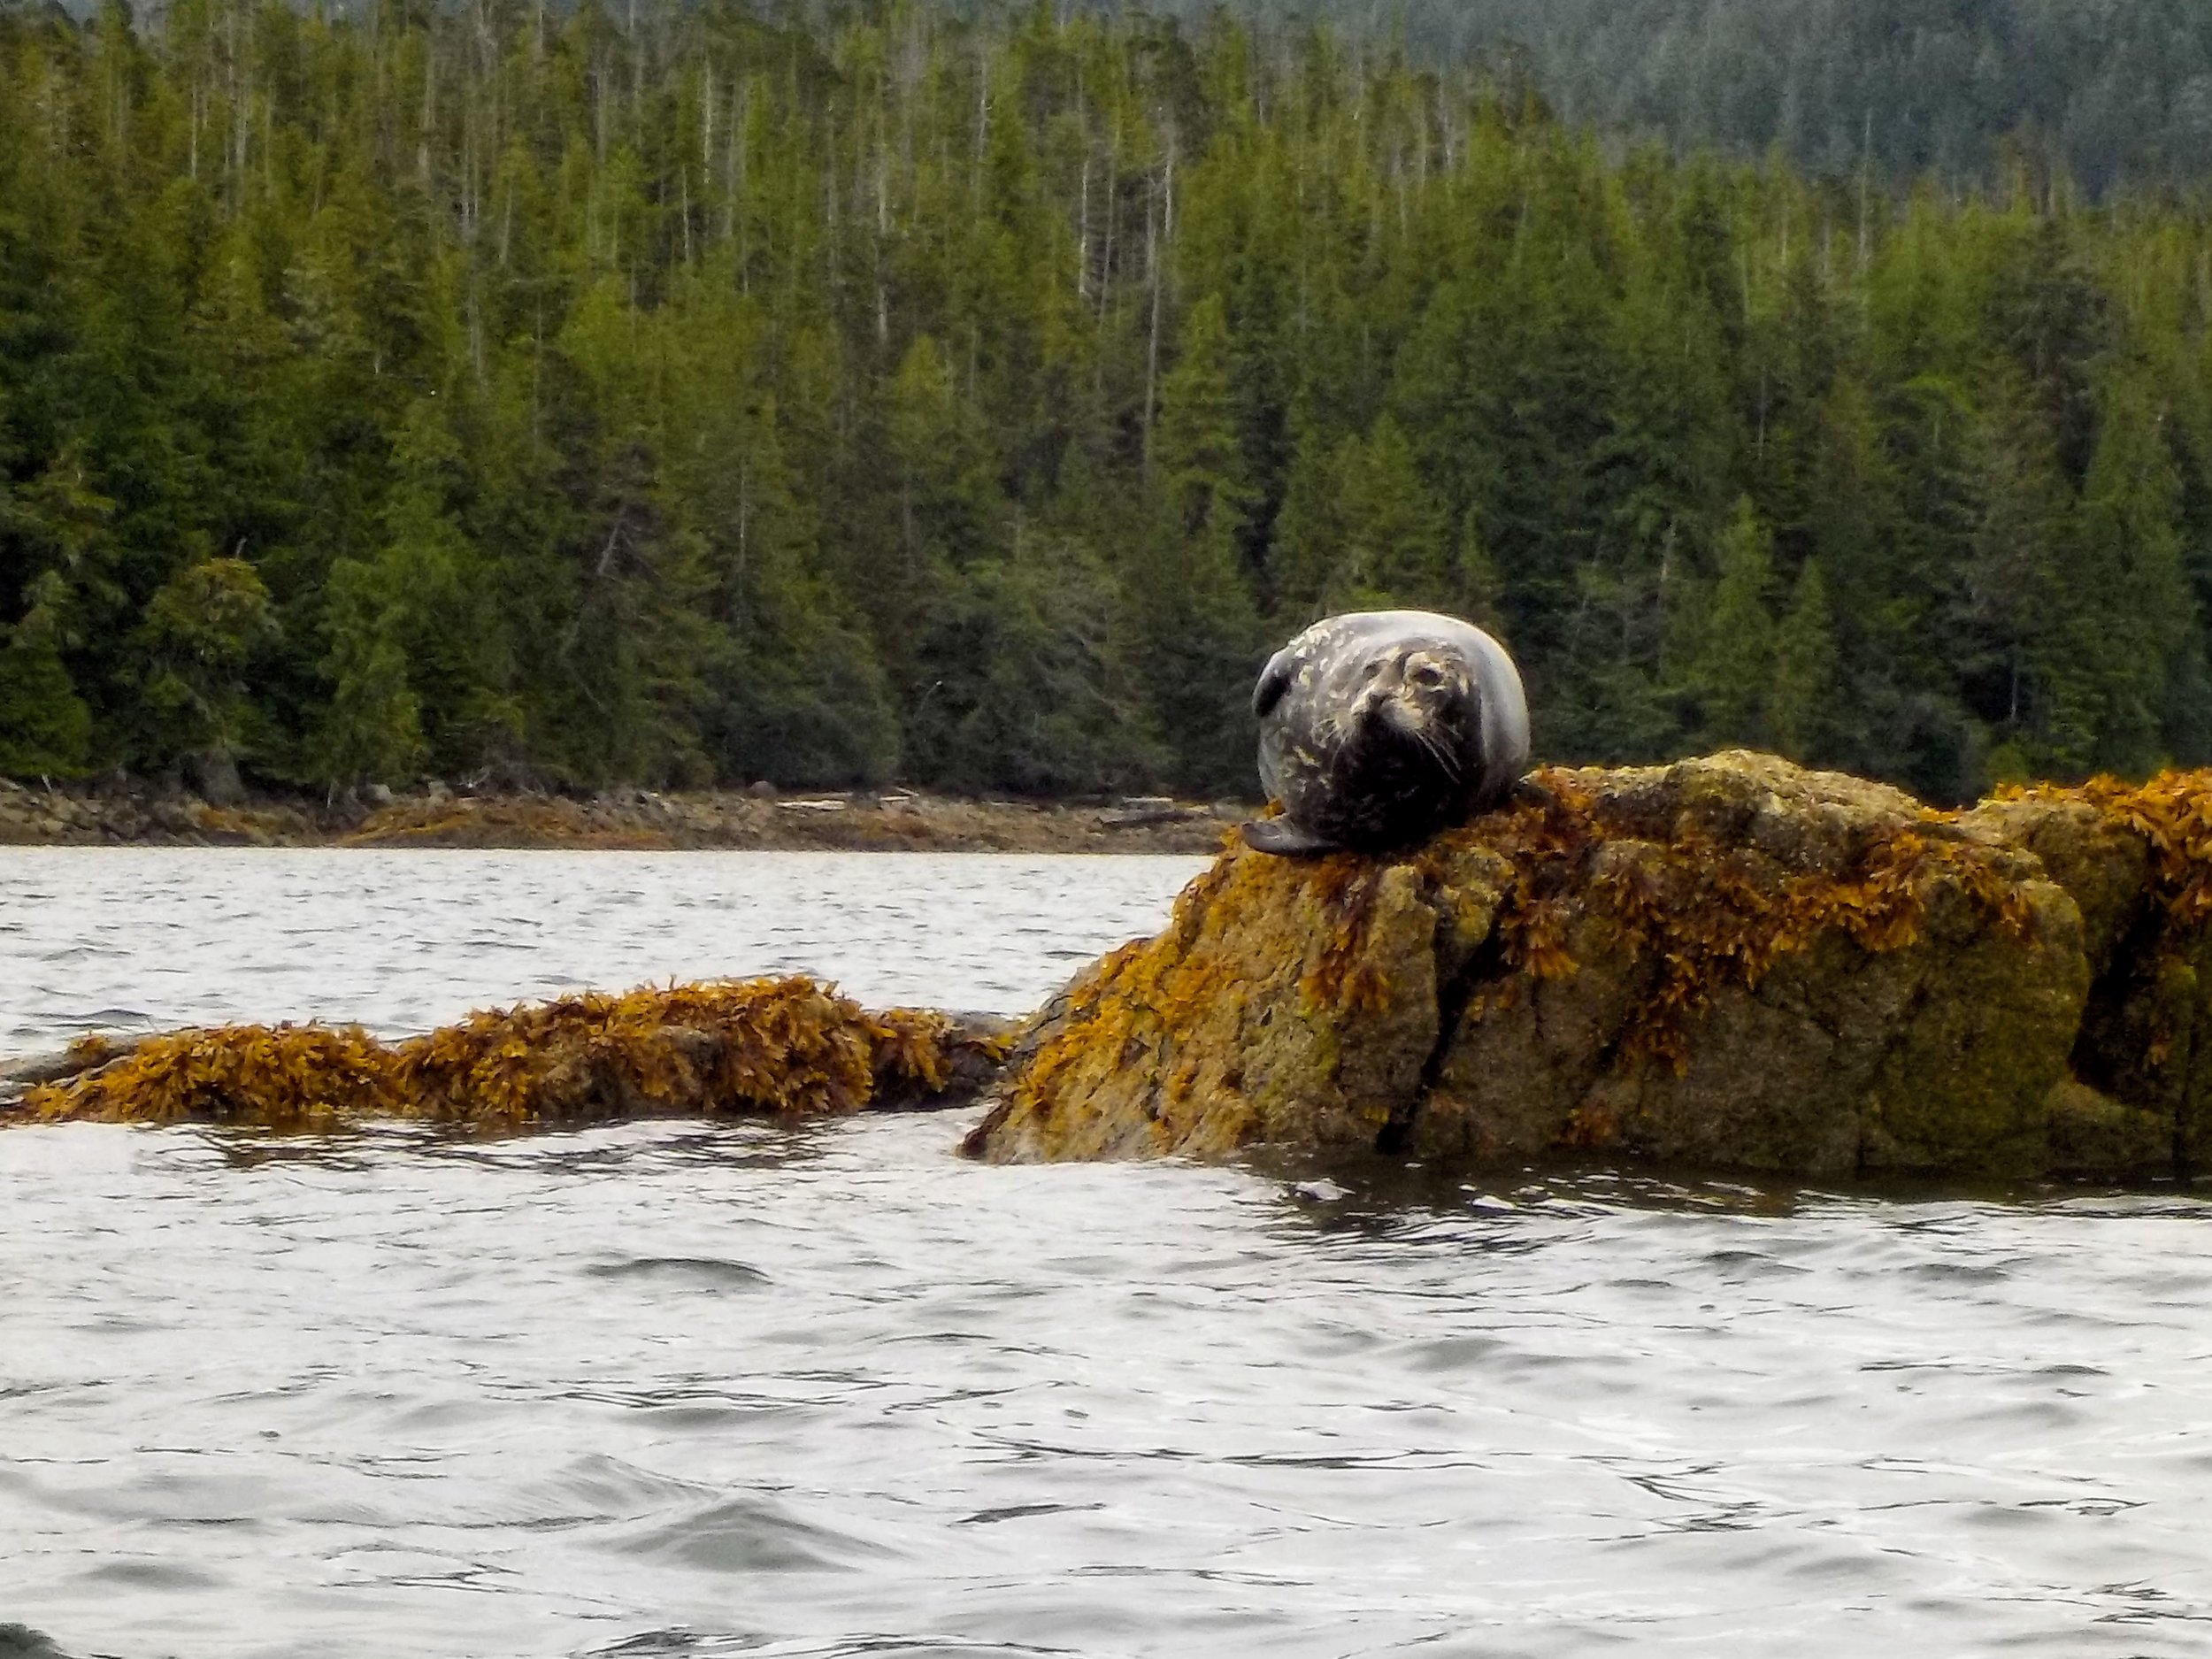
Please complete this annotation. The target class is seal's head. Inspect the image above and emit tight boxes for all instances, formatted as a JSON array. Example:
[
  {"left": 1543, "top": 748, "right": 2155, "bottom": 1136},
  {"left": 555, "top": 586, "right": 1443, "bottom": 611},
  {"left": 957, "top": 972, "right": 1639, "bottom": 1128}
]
[{"left": 1244, "top": 610, "right": 1530, "bottom": 857}]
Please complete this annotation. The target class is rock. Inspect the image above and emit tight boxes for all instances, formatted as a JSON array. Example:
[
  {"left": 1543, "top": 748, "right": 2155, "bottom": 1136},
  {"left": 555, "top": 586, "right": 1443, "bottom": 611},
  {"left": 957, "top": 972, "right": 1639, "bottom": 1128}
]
[
  {"left": 1097, "top": 803, "right": 1201, "bottom": 828},
  {"left": 747, "top": 780, "right": 779, "bottom": 800},
  {"left": 2044, "top": 1079, "right": 2172, "bottom": 1180},
  {"left": 183, "top": 749, "right": 247, "bottom": 807},
  {"left": 1966, "top": 772, "right": 2212, "bottom": 1169},
  {"left": 0, "top": 1622, "right": 76, "bottom": 1659},
  {"left": 965, "top": 751, "right": 2208, "bottom": 1184}
]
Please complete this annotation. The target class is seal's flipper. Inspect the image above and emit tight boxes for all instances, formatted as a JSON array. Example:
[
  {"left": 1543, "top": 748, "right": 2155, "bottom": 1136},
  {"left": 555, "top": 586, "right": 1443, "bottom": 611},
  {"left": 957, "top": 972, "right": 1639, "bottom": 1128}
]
[
  {"left": 1240, "top": 818, "right": 1340, "bottom": 856},
  {"left": 1251, "top": 647, "right": 1297, "bottom": 718}
]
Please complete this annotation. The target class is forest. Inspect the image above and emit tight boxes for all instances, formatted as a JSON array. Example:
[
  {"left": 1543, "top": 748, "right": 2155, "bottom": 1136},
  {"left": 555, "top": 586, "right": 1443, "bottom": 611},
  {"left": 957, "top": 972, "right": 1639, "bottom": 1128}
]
[
  {"left": 4, "top": 0, "right": 2212, "bottom": 805},
  {"left": 1151, "top": 0, "right": 2212, "bottom": 199}
]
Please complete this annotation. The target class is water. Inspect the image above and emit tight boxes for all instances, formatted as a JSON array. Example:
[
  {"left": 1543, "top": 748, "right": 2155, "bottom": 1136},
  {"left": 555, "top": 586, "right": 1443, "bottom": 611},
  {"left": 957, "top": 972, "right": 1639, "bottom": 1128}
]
[{"left": 4, "top": 849, "right": 2212, "bottom": 1659}]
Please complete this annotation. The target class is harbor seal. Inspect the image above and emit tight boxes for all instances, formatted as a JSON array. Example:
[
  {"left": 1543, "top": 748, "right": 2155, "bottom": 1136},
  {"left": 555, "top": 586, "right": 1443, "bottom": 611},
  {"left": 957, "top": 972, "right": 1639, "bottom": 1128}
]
[{"left": 1243, "top": 610, "right": 1531, "bottom": 856}]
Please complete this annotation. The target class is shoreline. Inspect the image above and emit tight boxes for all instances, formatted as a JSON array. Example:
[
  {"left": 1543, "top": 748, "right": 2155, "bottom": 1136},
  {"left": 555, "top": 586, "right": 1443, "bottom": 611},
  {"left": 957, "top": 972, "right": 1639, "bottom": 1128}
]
[{"left": 0, "top": 776, "right": 1243, "bottom": 856}]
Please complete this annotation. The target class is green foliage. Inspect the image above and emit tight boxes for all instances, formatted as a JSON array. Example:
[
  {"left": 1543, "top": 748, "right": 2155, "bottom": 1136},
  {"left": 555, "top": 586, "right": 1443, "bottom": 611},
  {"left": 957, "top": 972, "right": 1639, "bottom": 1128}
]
[
  {"left": 1768, "top": 560, "right": 1840, "bottom": 764},
  {"left": 1, "top": 0, "right": 2211, "bottom": 802},
  {"left": 906, "top": 541, "right": 1164, "bottom": 795},
  {"left": 135, "top": 557, "right": 278, "bottom": 767},
  {"left": 1693, "top": 499, "right": 1779, "bottom": 749},
  {"left": 1110, "top": 0, "right": 2212, "bottom": 201},
  {"left": 313, "top": 557, "right": 425, "bottom": 789},
  {"left": 0, "top": 571, "right": 91, "bottom": 775}
]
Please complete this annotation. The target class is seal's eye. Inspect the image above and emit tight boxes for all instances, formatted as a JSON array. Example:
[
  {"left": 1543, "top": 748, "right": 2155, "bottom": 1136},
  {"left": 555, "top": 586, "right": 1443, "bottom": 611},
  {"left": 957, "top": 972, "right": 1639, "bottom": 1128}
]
[{"left": 1409, "top": 662, "right": 1448, "bottom": 688}]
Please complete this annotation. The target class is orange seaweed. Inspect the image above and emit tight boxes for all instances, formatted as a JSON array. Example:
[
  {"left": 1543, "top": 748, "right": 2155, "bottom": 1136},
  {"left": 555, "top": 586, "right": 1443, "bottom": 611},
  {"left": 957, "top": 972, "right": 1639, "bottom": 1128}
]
[{"left": 21, "top": 977, "right": 1000, "bottom": 1132}]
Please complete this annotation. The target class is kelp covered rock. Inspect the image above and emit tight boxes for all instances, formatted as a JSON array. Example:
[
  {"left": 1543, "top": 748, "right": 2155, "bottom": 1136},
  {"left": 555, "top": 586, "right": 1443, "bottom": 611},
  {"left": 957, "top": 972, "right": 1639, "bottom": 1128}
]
[
  {"left": 8, "top": 979, "right": 1010, "bottom": 1132},
  {"left": 1964, "top": 772, "right": 2212, "bottom": 1170},
  {"left": 966, "top": 752, "right": 2212, "bottom": 1182}
]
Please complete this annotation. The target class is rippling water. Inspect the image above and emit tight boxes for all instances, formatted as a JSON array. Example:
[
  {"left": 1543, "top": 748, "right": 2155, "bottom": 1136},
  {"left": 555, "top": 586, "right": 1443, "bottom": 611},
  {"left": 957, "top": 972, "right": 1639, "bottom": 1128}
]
[{"left": 5, "top": 849, "right": 2212, "bottom": 1658}]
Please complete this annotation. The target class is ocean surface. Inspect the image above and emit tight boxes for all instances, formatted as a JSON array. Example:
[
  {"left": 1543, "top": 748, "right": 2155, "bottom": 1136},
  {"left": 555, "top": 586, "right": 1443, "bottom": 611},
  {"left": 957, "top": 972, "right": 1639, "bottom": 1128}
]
[{"left": 4, "top": 848, "right": 2212, "bottom": 1659}]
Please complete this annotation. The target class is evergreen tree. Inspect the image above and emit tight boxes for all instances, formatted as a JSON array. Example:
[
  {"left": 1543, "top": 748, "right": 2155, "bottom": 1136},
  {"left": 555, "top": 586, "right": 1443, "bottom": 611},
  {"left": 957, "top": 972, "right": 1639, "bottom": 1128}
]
[
  {"left": 312, "top": 557, "right": 426, "bottom": 789},
  {"left": 1955, "top": 361, "right": 2087, "bottom": 779},
  {"left": 2071, "top": 372, "right": 2195, "bottom": 774},
  {"left": 0, "top": 571, "right": 92, "bottom": 776},
  {"left": 1134, "top": 294, "right": 1263, "bottom": 795},
  {"left": 1333, "top": 414, "right": 1450, "bottom": 610},
  {"left": 1691, "top": 498, "right": 1778, "bottom": 749},
  {"left": 134, "top": 557, "right": 278, "bottom": 773},
  {"left": 1767, "top": 557, "right": 1839, "bottom": 764}
]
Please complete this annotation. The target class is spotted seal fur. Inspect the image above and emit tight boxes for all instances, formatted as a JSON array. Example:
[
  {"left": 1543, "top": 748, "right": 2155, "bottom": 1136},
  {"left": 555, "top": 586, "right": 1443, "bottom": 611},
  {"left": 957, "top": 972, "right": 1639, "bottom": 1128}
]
[{"left": 1243, "top": 610, "right": 1531, "bottom": 856}]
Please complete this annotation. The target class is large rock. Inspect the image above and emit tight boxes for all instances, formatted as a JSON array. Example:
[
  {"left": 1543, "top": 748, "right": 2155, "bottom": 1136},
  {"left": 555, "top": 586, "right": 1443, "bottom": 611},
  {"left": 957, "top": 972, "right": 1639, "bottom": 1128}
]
[{"left": 965, "top": 752, "right": 2212, "bottom": 1183}]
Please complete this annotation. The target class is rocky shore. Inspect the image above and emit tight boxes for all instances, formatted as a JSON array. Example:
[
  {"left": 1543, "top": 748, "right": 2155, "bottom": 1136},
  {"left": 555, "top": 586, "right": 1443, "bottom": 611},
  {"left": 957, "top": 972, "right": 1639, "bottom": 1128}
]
[{"left": 0, "top": 775, "right": 1238, "bottom": 855}]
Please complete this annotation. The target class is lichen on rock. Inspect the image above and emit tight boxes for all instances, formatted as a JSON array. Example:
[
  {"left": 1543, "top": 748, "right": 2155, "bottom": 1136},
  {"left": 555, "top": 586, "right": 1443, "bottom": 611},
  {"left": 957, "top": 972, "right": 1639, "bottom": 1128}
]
[{"left": 967, "top": 751, "right": 2212, "bottom": 1184}]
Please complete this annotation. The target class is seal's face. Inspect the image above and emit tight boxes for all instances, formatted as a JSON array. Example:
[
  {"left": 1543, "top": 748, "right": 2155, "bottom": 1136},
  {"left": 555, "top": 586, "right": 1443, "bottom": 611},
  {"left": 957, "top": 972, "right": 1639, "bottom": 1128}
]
[
  {"left": 1344, "top": 644, "right": 1478, "bottom": 745},
  {"left": 1293, "top": 641, "right": 1483, "bottom": 849}
]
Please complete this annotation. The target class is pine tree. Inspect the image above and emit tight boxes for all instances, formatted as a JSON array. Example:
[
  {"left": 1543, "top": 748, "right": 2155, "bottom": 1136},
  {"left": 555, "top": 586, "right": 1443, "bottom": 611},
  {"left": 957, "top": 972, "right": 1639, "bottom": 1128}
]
[
  {"left": 135, "top": 557, "right": 279, "bottom": 773},
  {"left": 2070, "top": 370, "right": 2193, "bottom": 775},
  {"left": 1333, "top": 414, "right": 1449, "bottom": 610},
  {"left": 1692, "top": 498, "right": 1778, "bottom": 749},
  {"left": 312, "top": 557, "right": 425, "bottom": 789},
  {"left": 1955, "top": 361, "right": 2089, "bottom": 780},
  {"left": 1134, "top": 293, "right": 1263, "bottom": 795},
  {"left": 0, "top": 571, "right": 92, "bottom": 777},
  {"left": 1767, "top": 557, "right": 1839, "bottom": 764},
  {"left": 1455, "top": 512, "right": 1507, "bottom": 634}
]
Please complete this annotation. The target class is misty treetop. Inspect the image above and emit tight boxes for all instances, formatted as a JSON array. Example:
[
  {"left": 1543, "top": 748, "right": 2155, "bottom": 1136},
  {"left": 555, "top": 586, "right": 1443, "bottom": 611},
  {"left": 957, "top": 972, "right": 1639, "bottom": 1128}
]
[
  {"left": 1142, "top": 0, "right": 2212, "bottom": 202},
  {"left": 4, "top": 0, "right": 2212, "bottom": 804}
]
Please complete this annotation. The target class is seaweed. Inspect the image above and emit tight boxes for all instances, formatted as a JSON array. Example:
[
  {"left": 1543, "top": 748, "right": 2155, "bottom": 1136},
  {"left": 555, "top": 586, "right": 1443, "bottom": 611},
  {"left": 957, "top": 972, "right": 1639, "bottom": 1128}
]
[
  {"left": 1998, "top": 769, "right": 2212, "bottom": 926},
  {"left": 19, "top": 977, "right": 1007, "bottom": 1132},
  {"left": 23, "top": 1024, "right": 396, "bottom": 1128}
]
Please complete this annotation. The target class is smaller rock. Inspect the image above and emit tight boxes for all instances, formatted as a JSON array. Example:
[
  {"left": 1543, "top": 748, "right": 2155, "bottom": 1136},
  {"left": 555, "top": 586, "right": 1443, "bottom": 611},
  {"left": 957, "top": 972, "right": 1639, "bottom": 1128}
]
[
  {"left": 184, "top": 749, "right": 247, "bottom": 807},
  {"left": 1098, "top": 803, "right": 1199, "bottom": 828},
  {"left": 2044, "top": 1078, "right": 2173, "bottom": 1181}
]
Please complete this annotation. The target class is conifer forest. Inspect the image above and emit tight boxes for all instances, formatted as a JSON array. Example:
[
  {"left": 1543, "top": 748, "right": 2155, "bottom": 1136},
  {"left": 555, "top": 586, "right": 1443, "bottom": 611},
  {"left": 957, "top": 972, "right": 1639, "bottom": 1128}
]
[{"left": 7, "top": 0, "right": 2212, "bottom": 804}]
